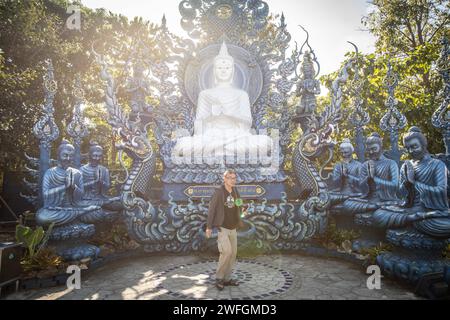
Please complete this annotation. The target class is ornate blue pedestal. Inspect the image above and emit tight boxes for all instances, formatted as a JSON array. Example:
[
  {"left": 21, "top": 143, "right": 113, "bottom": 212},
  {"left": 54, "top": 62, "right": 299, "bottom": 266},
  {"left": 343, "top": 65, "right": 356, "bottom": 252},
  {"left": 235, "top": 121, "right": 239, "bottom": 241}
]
[
  {"left": 49, "top": 223, "right": 100, "bottom": 261},
  {"left": 377, "top": 229, "right": 450, "bottom": 284}
]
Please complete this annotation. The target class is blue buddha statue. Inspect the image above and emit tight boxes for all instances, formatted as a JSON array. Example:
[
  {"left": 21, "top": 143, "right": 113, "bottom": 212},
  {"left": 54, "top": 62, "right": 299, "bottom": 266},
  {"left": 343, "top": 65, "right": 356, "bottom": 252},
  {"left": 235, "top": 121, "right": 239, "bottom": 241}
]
[
  {"left": 330, "top": 139, "right": 362, "bottom": 195},
  {"left": 80, "top": 141, "right": 122, "bottom": 216},
  {"left": 36, "top": 140, "right": 108, "bottom": 227},
  {"left": 330, "top": 133, "right": 400, "bottom": 215},
  {"left": 372, "top": 127, "right": 450, "bottom": 238}
]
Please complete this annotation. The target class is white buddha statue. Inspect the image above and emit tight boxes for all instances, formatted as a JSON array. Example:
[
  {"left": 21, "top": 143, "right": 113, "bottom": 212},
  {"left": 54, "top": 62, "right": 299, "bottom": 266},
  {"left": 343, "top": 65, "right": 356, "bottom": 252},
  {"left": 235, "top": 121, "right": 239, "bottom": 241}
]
[{"left": 172, "top": 42, "right": 273, "bottom": 165}]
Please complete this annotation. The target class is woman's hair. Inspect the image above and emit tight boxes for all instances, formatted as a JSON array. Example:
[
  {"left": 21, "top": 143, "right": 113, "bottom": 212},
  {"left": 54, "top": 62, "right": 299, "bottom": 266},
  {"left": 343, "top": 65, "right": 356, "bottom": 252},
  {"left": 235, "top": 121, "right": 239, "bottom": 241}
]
[{"left": 403, "top": 126, "right": 428, "bottom": 150}]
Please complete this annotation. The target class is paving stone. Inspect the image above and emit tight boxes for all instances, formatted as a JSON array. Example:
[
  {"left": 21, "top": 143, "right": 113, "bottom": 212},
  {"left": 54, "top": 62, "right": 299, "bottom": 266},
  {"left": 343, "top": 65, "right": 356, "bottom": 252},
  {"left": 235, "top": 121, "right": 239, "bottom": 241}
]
[{"left": 5, "top": 254, "right": 423, "bottom": 300}]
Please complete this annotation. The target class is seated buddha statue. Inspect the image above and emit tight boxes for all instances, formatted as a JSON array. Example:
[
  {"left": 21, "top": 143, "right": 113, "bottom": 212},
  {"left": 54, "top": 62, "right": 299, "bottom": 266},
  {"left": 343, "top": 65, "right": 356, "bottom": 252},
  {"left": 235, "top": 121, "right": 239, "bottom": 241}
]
[
  {"left": 36, "top": 140, "right": 110, "bottom": 227},
  {"left": 172, "top": 42, "right": 273, "bottom": 165},
  {"left": 372, "top": 127, "right": 450, "bottom": 238},
  {"left": 330, "top": 133, "right": 400, "bottom": 215},
  {"left": 80, "top": 141, "right": 122, "bottom": 215},
  {"left": 329, "top": 139, "right": 363, "bottom": 196}
]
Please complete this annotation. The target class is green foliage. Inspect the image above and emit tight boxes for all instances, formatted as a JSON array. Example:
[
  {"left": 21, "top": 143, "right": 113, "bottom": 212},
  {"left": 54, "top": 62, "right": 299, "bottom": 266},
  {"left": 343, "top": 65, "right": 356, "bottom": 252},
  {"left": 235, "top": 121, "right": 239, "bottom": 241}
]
[
  {"left": 362, "top": 0, "right": 449, "bottom": 56},
  {"left": 15, "top": 223, "right": 54, "bottom": 258},
  {"left": 321, "top": 0, "right": 449, "bottom": 156},
  {"left": 20, "top": 248, "right": 65, "bottom": 274},
  {"left": 237, "top": 239, "right": 272, "bottom": 258},
  {"left": 0, "top": 0, "right": 159, "bottom": 172},
  {"left": 88, "top": 223, "right": 138, "bottom": 251},
  {"left": 318, "top": 221, "right": 361, "bottom": 248},
  {"left": 15, "top": 222, "right": 63, "bottom": 273},
  {"left": 443, "top": 243, "right": 450, "bottom": 259},
  {"left": 360, "top": 242, "right": 393, "bottom": 265}
]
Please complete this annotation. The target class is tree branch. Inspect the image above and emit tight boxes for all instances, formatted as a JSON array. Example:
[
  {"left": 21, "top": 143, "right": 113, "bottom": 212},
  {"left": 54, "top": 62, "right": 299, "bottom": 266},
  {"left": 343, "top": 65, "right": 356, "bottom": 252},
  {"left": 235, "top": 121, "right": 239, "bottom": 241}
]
[
  {"left": 404, "top": 18, "right": 418, "bottom": 48},
  {"left": 428, "top": 16, "right": 449, "bottom": 42}
]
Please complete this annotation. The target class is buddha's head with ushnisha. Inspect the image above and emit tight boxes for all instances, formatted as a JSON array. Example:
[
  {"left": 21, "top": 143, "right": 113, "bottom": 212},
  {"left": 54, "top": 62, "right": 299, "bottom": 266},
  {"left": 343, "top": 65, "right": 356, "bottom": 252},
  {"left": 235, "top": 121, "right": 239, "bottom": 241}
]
[{"left": 213, "top": 41, "right": 235, "bottom": 85}]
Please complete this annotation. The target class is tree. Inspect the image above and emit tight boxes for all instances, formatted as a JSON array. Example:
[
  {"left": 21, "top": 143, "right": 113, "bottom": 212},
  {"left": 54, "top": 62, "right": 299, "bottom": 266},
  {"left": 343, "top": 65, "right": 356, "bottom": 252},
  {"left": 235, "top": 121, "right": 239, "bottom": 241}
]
[
  {"left": 0, "top": 0, "right": 159, "bottom": 173},
  {"left": 321, "top": 0, "right": 449, "bottom": 155}
]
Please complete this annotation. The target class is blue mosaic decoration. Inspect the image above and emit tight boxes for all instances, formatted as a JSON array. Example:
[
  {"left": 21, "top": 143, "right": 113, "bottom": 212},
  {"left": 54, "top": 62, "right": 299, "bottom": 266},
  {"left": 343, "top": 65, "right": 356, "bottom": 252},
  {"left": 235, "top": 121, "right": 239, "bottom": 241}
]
[
  {"left": 155, "top": 260, "right": 294, "bottom": 300},
  {"left": 377, "top": 228, "right": 450, "bottom": 284},
  {"left": 122, "top": 190, "right": 328, "bottom": 253}
]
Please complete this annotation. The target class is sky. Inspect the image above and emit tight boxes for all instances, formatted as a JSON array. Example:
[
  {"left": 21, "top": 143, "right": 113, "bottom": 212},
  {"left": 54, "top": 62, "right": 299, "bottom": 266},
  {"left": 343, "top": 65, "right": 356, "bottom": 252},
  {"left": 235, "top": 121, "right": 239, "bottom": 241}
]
[{"left": 81, "top": 0, "right": 376, "bottom": 78}]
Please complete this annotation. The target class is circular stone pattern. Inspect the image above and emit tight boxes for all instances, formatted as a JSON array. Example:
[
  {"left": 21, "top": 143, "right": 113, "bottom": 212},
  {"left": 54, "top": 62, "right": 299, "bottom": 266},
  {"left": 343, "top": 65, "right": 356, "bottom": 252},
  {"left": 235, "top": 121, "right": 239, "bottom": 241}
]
[{"left": 155, "top": 260, "right": 294, "bottom": 300}]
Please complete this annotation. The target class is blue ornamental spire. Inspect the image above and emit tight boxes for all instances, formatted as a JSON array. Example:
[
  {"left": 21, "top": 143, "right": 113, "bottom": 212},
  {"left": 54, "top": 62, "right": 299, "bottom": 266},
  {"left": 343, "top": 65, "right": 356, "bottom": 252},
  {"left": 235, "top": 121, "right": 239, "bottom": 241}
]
[
  {"left": 67, "top": 75, "right": 89, "bottom": 168},
  {"left": 380, "top": 60, "right": 407, "bottom": 165},
  {"left": 32, "top": 59, "right": 60, "bottom": 204}
]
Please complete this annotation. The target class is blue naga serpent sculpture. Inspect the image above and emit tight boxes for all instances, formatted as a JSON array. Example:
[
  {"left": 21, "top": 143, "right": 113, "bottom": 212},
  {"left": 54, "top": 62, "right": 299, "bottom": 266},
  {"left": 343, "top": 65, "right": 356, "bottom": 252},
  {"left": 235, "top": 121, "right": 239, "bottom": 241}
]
[{"left": 293, "top": 59, "right": 354, "bottom": 200}]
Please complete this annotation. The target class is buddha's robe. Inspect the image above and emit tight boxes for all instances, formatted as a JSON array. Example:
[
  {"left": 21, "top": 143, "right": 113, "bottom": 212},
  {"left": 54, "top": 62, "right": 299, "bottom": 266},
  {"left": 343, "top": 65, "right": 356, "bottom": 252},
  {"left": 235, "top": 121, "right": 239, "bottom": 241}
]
[
  {"left": 372, "top": 155, "right": 450, "bottom": 238},
  {"left": 359, "top": 155, "right": 400, "bottom": 202},
  {"left": 330, "top": 155, "right": 399, "bottom": 215},
  {"left": 330, "top": 159, "right": 362, "bottom": 195},
  {"left": 36, "top": 166, "right": 102, "bottom": 226},
  {"left": 80, "top": 164, "right": 121, "bottom": 212},
  {"left": 172, "top": 87, "right": 273, "bottom": 163}
]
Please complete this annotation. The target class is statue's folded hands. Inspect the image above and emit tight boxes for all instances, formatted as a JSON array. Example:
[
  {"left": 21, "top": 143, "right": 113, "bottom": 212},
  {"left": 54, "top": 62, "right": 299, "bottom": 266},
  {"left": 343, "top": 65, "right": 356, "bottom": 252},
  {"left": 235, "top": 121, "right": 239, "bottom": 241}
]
[{"left": 372, "top": 127, "right": 450, "bottom": 238}]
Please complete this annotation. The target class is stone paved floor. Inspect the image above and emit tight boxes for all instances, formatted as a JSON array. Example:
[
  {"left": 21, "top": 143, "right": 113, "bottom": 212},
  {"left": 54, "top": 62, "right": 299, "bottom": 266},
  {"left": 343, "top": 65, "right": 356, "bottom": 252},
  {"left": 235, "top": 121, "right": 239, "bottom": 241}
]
[{"left": 6, "top": 254, "right": 420, "bottom": 300}]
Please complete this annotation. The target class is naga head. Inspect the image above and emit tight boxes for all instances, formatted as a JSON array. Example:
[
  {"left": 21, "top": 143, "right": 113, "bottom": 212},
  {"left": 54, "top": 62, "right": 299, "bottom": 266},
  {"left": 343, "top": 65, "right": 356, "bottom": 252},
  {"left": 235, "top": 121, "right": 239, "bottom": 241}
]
[
  {"left": 300, "top": 118, "right": 335, "bottom": 159},
  {"left": 115, "top": 125, "right": 153, "bottom": 160}
]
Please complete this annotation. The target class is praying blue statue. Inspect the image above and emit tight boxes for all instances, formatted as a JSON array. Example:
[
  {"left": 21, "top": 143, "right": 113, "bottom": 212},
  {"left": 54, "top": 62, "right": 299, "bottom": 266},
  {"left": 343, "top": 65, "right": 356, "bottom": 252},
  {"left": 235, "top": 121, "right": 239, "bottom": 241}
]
[
  {"left": 372, "top": 127, "right": 450, "bottom": 238},
  {"left": 80, "top": 141, "right": 122, "bottom": 215},
  {"left": 330, "top": 139, "right": 362, "bottom": 195},
  {"left": 330, "top": 133, "right": 400, "bottom": 215},
  {"left": 36, "top": 140, "right": 109, "bottom": 227},
  {"left": 360, "top": 132, "right": 400, "bottom": 202}
]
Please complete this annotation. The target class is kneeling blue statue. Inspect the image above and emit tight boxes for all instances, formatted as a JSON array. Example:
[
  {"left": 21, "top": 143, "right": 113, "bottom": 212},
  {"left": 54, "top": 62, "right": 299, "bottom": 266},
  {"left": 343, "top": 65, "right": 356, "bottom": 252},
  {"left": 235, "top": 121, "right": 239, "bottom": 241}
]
[
  {"left": 372, "top": 126, "right": 450, "bottom": 238},
  {"left": 36, "top": 140, "right": 114, "bottom": 260}
]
